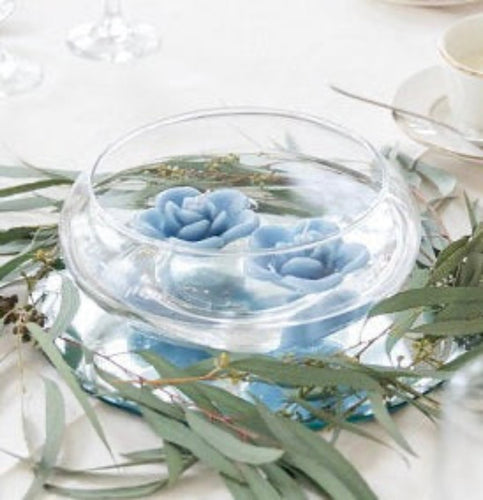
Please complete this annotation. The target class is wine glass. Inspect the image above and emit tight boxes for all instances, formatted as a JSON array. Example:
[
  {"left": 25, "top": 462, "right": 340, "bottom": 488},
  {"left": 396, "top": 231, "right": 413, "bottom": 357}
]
[
  {"left": 66, "top": 0, "right": 160, "bottom": 63},
  {"left": 436, "top": 356, "right": 483, "bottom": 500},
  {"left": 0, "top": 0, "right": 42, "bottom": 97}
]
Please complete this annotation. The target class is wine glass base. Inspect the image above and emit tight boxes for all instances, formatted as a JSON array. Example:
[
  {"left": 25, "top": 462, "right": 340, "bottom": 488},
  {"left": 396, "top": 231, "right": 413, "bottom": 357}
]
[
  {"left": 0, "top": 0, "right": 15, "bottom": 23},
  {"left": 0, "top": 59, "right": 43, "bottom": 97},
  {"left": 66, "top": 22, "right": 160, "bottom": 63}
]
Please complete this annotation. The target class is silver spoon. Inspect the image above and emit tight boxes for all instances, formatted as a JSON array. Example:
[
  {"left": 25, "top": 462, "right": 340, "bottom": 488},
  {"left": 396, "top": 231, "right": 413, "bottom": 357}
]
[{"left": 329, "top": 83, "right": 483, "bottom": 156}]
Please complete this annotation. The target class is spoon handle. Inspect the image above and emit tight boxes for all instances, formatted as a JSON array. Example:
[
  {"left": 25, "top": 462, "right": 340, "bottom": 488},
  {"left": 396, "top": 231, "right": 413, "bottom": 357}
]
[{"left": 330, "top": 84, "right": 467, "bottom": 138}]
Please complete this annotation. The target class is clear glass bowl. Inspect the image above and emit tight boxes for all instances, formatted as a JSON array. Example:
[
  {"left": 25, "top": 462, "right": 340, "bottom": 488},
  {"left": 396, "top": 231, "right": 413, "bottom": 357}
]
[{"left": 59, "top": 108, "right": 420, "bottom": 365}]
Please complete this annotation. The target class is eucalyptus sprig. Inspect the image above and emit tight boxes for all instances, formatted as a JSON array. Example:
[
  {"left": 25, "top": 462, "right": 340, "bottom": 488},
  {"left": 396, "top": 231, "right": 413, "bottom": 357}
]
[{"left": 0, "top": 150, "right": 480, "bottom": 500}]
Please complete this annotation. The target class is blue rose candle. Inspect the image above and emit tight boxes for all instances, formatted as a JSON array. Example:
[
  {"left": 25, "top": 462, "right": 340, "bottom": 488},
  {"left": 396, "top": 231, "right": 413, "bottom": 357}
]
[
  {"left": 249, "top": 219, "right": 369, "bottom": 293},
  {"left": 136, "top": 186, "right": 260, "bottom": 248}
]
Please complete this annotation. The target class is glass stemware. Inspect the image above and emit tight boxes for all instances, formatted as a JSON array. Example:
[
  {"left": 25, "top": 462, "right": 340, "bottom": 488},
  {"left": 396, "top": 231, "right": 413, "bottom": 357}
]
[
  {"left": 0, "top": 1, "right": 42, "bottom": 97},
  {"left": 66, "top": 0, "right": 160, "bottom": 63}
]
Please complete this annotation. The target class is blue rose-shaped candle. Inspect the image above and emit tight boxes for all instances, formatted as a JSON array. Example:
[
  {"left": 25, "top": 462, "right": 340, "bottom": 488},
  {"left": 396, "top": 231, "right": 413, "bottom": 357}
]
[
  {"left": 249, "top": 219, "right": 369, "bottom": 293},
  {"left": 136, "top": 186, "right": 260, "bottom": 248}
]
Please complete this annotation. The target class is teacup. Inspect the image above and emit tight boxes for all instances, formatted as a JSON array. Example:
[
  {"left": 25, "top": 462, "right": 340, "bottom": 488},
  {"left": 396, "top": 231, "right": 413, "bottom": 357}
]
[{"left": 439, "top": 13, "right": 483, "bottom": 137}]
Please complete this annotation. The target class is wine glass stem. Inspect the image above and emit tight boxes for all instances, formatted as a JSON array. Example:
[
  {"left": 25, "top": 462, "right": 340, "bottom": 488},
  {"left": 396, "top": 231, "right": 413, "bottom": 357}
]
[{"left": 104, "top": 0, "right": 122, "bottom": 17}]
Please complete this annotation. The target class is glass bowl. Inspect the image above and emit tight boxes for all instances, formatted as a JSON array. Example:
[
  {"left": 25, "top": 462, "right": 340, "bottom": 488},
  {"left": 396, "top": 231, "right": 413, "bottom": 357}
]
[{"left": 57, "top": 108, "right": 420, "bottom": 376}]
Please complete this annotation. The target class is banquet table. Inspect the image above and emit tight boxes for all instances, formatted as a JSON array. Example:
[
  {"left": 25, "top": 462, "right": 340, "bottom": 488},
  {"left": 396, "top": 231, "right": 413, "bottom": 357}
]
[{"left": 1, "top": 0, "right": 483, "bottom": 498}]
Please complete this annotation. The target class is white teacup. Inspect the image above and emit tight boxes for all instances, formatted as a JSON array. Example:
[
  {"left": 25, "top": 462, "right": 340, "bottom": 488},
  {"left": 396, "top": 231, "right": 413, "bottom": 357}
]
[{"left": 439, "top": 14, "right": 483, "bottom": 137}]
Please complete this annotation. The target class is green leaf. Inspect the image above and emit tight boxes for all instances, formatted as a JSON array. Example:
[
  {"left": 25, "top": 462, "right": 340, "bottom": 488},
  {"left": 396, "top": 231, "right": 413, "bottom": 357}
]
[
  {"left": 0, "top": 250, "right": 36, "bottom": 281},
  {"left": 464, "top": 192, "right": 479, "bottom": 232},
  {"left": 385, "top": 309, "right": 421, "bottom": 355},
  {"left": 457, "top": 252, "right": 483, "bottom": 287},
  {"left": 416, "top": 162, "right": 456, "bottom": 198},
  {"left": 439, "top": 343, "right": 483, "bottom": 372},
  {"left": 223, "top": 476, "right": 257, "bottom": 500},
  {"left": 370, "top": 287, "right": 483, "bottom": 316},
  {"left": 23, "top": 378, "right": 65, "bottom": 500},
  {"left": 367, "top": 391, "right": 414, "bottom": 455},
  {"left": 238, "top": 464, "right": 282, "bottom": 500},
  {"left": 140, "top": 352, "right": 218, "bottom": 412},
  {"left": 0, "top": 163, "right": 77, "bottom": 180},
  {"left": 27, "top": 323, "right": 111, "bottom": 454},
  {"left": 96, "top": 368, "right": 185, "bottom": 421},
  {"left": 0, "top": 196, "right": 58, "bottom": 212},
  {"left": 40, "top": 378, "right": 65, "bottom": 469},
  {"left": 196, "top": 384, "right": 270, "bottom": 436},
  {"left": 44, "top": 480, "right": 168, "bottom": 499},
  {"left": 256, "top": 404, "right": 377, "bottom": 500},
  {"left": 0, "top": 178, "right": 71, "bottom": 198},
  {"left": 50, "top": 276, "right": 80, "bottom": 339},
  {"left": 186, "top": 410, "right": 284, "bottom": 465},
  {"left": 122, "top": 448, "right": 167, "bottom": 462},
  {"left": 142, "top": 407, "right": 244, "bottom": 482},
  {"left": 231, "top": 357, "right": 382, "bottom": 392},
  {"left": 164, "top": 442, "right": 185, "bottom": 485},
  {"left": 293, "top": 398, "right": 395, "bottom": 452},
  {"left": 285, "top": 453, "right": 360, "bottom": 500},
  {"left": 411, "top": 318, "right": 483, "bottom": 337},
  {"left": 0, "top": 225, "right": 55, "bottom": 245},
  {"left": 262, "top": 464, "right": 307, "bottom": 500},
  {"left": 429, "top": 244, "right": 470, "bottom": 285}
]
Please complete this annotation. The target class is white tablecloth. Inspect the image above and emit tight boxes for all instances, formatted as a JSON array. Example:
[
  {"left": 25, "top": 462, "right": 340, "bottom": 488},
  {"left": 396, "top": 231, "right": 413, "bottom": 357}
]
[{"left": 1, "top": 1, "right": 483, "bottom": 498}]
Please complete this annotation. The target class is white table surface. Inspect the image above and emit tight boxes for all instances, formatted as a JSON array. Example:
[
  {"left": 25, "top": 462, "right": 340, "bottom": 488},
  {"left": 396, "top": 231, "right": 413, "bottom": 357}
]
[{"left": 1, "top": 1, "right": 483, "bottom": 498}]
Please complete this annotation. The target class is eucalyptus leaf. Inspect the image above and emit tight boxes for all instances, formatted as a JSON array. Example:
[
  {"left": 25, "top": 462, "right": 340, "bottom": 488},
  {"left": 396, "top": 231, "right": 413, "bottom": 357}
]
[
  {"left": 456, "top": 252, "right": 483, "bottom": 287},
  {"left": 370, "top": 287, "right": 483, "bottom": 316},
  {"left": 122, "top": 448, "right": 166, "bottom": 461},
  {"left": 0, "top": 250, "right": 36, "bottom": 282},
  {"left": 464, "top": 191, "right": 478, "bottom": 232},
  {"left": 0, "top": 196, "right": 58, "bottom": 212},
  {"left": 367, "top": 391, "right": 414, "bottom": 455},
  {"left": 429, "top": 244, "right": 470, "bottom": 285},
  {"left": 0, "top": 225, "right": 56, "bottom": 245},
  {"left": 142, "top": 407, "right": 244, "bottom": 482},
  {"left": 439, "top": 343, "right": 483, "bottom": 372},
  {"left": 164, "top": 442, "right": 185, "bottom": 485},
  {"left": 256, "top": 404, "right": 377, "bottom": 500},
  {"left": 223, "top": 476, "right": 257, "bottom": 500},
  {"left": 27, "top": 323, "right": 111, "bottom": 454},
  {"left": 285, "top": 453, "right": 360, "bottom": 500},
  {"left": 262, "top": 463, "right": 307, "bottom": 500},
  {"left": 186, "top": 410, "right": 284, "bottom": 465},
  {"left": 96, "top": 368, "right": 185, "bottom": 421},
  {"left": 44, "top": 479, "right": 168, "bottom": 499},
  {"left": 238, "top": 463, "right": 282, "bottom": 500},
  {"left": 140, "top": 352, "right": 218, "bottom": 412},
  {"left": 416, "top": 162, "right": 457, "bottom": 199},
  {"left": 0, "top": 178, "right": 71, "bottom": 198},
  {"left": 293, "top": 398, "right": 396, "bottom": 453},
  {"left": 411, "top": 318, "right": 483, "bottom": 337},
  {"left": 23, "top": 378, "right": 65, "bottom": 500},
  {"left": 50, "top": 275, "right": 80, "bottom": 339},
  {"left": 196, "top": 383, "right": 270, "bottom": 436},
  {"left": 231, "top": 357, "right": 382, "bottom": 392}
]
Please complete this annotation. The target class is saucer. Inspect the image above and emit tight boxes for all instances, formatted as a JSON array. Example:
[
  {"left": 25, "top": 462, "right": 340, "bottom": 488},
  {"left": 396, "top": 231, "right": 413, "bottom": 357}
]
[
  {"left": 381, "top": 0, "right": 483, "bottom": 6},
  {"left": 393, "top": 66, "right": 483, "bottom": 161}
]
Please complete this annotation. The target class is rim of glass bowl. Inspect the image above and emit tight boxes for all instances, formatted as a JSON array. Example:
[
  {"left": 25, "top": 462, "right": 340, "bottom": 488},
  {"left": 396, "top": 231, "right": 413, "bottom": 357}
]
[{"left": 88, "top": 107, "right": 389, "bottom": 257}]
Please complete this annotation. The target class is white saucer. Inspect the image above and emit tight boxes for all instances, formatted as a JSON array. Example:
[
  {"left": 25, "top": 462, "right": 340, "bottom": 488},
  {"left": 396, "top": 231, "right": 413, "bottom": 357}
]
[
  {"left": 380, "top": 0, "right": 483, "bottom": 6},
  {"left": 393, "top": 66, "right": 483, "bottom": 161}
]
